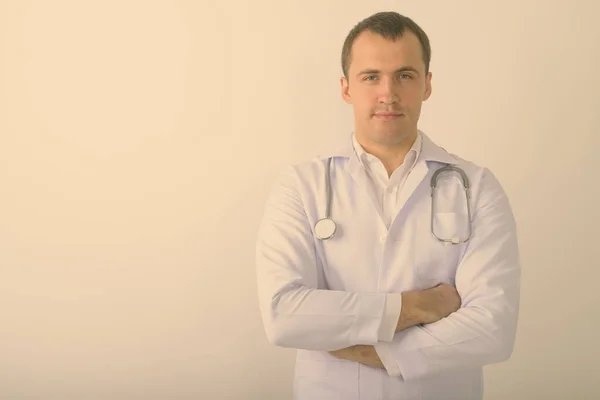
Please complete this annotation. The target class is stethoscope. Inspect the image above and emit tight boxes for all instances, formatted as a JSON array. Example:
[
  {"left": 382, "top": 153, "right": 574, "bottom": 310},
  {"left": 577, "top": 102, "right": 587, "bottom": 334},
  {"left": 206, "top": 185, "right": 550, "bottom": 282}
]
[{"left": 313, "top": 157, "right": 473, "bottom": 244}]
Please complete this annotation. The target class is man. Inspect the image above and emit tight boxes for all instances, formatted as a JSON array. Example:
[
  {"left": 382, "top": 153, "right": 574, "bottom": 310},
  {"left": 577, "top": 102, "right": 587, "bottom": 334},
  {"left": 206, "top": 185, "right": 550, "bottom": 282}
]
[{"left": 255, "top": 11, "right": 520, "bottom": 400}]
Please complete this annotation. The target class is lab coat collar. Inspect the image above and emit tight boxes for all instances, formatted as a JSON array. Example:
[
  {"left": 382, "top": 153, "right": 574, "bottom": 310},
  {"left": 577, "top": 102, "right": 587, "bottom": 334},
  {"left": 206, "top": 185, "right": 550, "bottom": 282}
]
[
  {"left": 318, "top": 129, "right": 458, "bottom": 166},
  {"left": 316, "top": 130, "right": 459, "bottom": 228}
]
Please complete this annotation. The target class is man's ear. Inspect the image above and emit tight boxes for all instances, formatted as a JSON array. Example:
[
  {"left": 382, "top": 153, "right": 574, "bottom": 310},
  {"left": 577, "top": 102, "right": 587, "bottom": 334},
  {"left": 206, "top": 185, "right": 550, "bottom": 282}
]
[
  {"left": 340, "top": 76, "right": 352, "bottom": 104},
  {"left": 423, "top": 71, "right": 433, "bottom": 101}
]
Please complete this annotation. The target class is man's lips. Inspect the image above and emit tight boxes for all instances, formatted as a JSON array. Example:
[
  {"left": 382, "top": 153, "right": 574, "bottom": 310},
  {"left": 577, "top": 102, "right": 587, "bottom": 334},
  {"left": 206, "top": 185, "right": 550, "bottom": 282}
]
[{"left": 374, "top": 112, "right": 404, "bottom": 119}]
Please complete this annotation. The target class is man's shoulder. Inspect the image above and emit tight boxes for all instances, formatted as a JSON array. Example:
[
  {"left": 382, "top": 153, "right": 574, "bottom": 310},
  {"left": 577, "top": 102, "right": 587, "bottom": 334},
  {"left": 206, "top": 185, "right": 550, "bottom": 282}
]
[
  {"left": 269, "top": 155, "right": 330, "bottom": 190},
  {"left": 429, "top": 141, "right": 509, "bottom": 202},
  {"left": 443, "top": 149, "right": 512, "bottom": 214},
  {"left": 427, "top": 135, "right": 490, "bottom": 175},
  {"left": 443, "top": 150, "right": 486, "bottom": 176}
]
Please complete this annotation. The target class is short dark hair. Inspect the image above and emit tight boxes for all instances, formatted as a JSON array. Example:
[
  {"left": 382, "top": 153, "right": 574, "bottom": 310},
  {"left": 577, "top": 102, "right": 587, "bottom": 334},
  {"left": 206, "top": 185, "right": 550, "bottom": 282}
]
[{"left": 341, "top": 11, "right": 432, "bottom": 79}]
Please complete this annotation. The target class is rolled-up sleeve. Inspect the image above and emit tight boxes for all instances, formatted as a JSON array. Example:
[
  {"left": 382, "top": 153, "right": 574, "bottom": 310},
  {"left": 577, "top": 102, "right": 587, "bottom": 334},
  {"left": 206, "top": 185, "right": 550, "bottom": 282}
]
[
  {"left": 256, "top": 165, "right": 399, "bottom": 351},
  {"left": 375, "top": 168, "right": 521, "bottom": 380}
]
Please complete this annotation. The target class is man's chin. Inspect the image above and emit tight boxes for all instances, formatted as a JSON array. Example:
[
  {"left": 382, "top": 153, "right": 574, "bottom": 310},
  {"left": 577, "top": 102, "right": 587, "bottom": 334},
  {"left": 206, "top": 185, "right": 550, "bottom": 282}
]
[{"left": 374, "top": 129, "right": 414, "bottom": 143}]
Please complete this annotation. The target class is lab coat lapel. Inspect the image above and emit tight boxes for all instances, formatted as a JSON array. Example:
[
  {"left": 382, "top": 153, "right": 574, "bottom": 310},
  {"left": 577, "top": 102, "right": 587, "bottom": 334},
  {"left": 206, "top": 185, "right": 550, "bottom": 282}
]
[
  {"left": 390, "top": 133, "right": 458, "bottom": 226},
  {"left": 395, "top": 159, "right": 430, "bottom": 214}
]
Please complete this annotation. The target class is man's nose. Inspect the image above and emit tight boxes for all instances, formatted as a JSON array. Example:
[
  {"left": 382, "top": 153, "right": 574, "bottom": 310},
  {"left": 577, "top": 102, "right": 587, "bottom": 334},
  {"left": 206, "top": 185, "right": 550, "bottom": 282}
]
[{"left": 378, "top": 78, "right": 399, "bottom": 103}]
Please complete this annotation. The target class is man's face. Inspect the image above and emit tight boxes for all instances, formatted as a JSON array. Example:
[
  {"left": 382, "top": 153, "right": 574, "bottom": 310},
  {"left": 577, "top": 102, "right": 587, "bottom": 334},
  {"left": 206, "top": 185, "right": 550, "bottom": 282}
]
[{"left": 341, "top": 30, "right": 432, "bottom": 148}]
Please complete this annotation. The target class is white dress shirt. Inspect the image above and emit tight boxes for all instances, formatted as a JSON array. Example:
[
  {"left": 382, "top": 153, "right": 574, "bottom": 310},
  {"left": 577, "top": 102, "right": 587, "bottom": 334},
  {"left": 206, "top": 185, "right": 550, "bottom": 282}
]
[{"left": 351, "top": 132, "right": 422, "bottom": 376}]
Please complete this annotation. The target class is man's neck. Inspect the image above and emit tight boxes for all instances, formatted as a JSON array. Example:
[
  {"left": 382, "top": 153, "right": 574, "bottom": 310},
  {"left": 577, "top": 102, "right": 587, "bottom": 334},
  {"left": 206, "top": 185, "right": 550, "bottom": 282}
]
[{"left": 356, "top": 132, "right": 418, "bottom": 176}]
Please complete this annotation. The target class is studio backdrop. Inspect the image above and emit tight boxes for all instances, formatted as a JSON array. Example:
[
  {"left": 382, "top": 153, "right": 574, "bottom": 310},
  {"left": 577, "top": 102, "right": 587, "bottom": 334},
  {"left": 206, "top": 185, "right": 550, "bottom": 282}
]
[{"left": 0, "top": 1, "right": 598, "bottom": 399}]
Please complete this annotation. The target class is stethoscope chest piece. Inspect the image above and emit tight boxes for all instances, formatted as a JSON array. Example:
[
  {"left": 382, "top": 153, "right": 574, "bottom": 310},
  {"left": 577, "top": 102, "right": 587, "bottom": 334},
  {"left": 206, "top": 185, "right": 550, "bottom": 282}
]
[{"left": 314, "top": 218, "right": 336, "bottom": 240}]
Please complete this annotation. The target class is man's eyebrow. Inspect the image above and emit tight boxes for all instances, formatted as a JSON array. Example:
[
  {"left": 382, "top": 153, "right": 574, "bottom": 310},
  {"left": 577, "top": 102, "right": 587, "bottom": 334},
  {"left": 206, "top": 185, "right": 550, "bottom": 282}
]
[{"left": 356, "top": 66, "right": 421, "bottom": 77}]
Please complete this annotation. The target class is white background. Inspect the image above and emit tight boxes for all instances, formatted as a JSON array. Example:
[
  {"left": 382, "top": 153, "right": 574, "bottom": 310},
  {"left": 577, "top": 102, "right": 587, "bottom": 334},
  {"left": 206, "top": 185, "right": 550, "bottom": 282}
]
[{"left": 1, "top": 0, "right": 598, "bottom": 399}]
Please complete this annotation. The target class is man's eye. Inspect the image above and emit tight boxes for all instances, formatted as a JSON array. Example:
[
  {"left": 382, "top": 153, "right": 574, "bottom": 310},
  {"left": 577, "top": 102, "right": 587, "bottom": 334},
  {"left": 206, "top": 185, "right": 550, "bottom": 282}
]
[
  {"left": 400, "top": 73, "right": 412, "bottom": 79},
  {"left": 364, "top": 75, "right": 377, "bottom": 81}
]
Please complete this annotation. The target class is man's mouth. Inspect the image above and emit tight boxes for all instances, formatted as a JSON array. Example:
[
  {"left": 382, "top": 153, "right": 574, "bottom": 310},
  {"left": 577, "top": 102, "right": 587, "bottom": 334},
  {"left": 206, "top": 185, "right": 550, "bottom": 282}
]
[{"left": 374, "top": 112, "right": 404, "bottom": 120}]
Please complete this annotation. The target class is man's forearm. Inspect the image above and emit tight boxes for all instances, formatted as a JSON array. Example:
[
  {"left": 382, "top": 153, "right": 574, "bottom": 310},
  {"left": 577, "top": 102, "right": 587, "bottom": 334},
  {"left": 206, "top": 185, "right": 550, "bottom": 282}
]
[
  {"left": 330, "top": 284, "right": 461, "bottom": 365},
  {"left": 328, "top": 292, "right": 425, "bottom": 367}
]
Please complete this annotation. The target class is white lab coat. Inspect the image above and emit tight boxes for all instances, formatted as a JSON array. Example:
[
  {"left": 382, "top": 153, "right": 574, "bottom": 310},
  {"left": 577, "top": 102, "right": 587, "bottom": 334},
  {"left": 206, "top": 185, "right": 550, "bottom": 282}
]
[{"left": 255, "top": 131, "right": 521, "bottom": 400}]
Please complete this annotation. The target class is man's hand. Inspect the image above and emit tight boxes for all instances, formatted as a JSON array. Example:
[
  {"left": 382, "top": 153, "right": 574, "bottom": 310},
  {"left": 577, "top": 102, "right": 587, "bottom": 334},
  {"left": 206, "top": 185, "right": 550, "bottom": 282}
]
[
  {"left": 414, "top": 283, "right": 462, "bottom": 325},
  {"left": 328, "top": 345, "right": 384, "bottom": 369},
  {"left": 397, "top": 283, "right": 461, "bottom": 330}
]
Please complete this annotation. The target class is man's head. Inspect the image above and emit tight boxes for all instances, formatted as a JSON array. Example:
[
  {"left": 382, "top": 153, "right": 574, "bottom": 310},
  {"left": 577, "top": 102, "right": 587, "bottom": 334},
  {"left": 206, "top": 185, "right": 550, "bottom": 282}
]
[{"left": 340, "top": 12, "right": 432, "bottom": 149}]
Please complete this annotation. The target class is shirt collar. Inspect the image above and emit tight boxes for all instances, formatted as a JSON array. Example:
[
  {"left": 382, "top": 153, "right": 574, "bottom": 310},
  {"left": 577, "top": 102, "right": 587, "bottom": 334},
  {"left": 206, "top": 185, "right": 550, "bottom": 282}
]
[
  {"left": 318, "top": 129, "right": 457, "bottom": 166},
  {"left": 351, "top": 131, "right": 422, "bottom": 171}
]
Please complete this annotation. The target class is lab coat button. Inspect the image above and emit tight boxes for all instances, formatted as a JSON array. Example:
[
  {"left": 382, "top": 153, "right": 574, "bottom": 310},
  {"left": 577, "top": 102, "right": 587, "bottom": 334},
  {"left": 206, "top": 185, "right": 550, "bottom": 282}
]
[{"left": 380, "top": 234, "right": 387, "bottom": 243}]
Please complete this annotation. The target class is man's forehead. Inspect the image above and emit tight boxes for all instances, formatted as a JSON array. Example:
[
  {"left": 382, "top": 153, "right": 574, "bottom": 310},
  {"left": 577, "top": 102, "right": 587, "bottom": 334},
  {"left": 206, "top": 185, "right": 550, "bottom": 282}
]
[
  {"left": 353, "top": 30, "right": 421, "bottom": 57},
  {"left": 350, "top": 31, "right": 424, "bottom": 73}
]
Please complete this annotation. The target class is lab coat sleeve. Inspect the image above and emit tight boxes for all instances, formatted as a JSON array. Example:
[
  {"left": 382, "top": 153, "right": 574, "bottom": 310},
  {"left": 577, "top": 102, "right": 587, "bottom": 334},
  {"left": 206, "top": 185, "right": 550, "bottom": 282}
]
[
  {"left": 374, "top": 167, "right": 521, "bottom": 380},
  {"left": 256, "top": 165, "right": 398, "bottom": 351}
]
